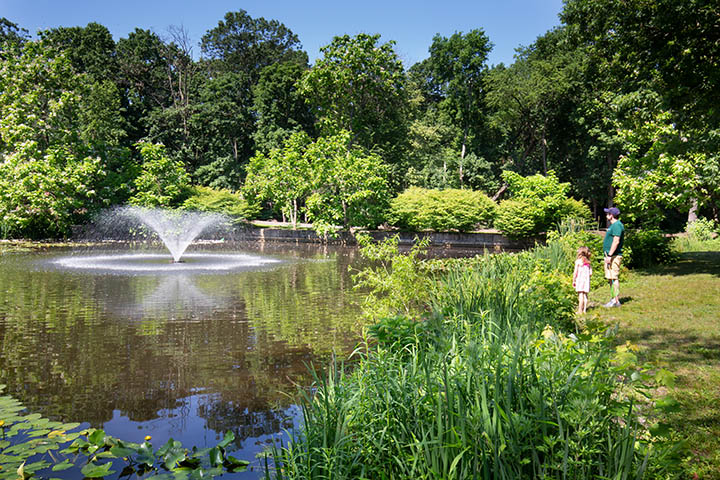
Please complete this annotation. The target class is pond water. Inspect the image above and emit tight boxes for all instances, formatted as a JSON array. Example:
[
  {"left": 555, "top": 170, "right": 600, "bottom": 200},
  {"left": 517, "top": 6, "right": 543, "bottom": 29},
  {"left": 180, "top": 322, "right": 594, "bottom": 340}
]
[{"left": 0, "top": 242, "right": 368, "bottom": 478}]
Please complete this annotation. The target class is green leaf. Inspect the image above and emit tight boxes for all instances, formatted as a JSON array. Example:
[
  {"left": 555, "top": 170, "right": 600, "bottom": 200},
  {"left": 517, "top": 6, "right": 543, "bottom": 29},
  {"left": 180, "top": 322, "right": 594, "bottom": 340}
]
[
  {"left": 51, "top": 461, "right": 74, "bottom": 472},
  {"left": 109, "top": 445, "right": 136, "bottom": 458},
  {"left": 655, "top": 395, "right": 681, "bottom": 413},
  {"left": 224, "top": 455, "right": 249, "bottom": 471},
  {"left": 655, "top": 368, "right": 676, "bottom": 387},
  {"left": 88, "top": 429, "right": 106, "bottom": 446},
  {"left": 217, "top": 431, "right": 234, "bottom": 449},
  {"left": 80, "top": 461, "right": 115, "bottom": 478},
  {"left": 208, "top": 447, "right": 224, "bottom": 467},
  {"left": 163, "top": 449, "right": 188, "bottom": 470}
]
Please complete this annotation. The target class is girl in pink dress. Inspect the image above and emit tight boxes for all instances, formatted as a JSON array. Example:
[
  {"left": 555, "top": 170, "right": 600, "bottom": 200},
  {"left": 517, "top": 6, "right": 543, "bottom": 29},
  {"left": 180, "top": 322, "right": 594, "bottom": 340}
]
[{"left": 572, "top": 246, "right": 592, "bottom": 314}]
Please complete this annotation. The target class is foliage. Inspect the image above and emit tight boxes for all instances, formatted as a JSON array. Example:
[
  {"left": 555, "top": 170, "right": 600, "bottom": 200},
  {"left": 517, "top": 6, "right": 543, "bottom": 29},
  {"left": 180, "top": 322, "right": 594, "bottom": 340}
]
[
  {"left": 189, "top": 71, "right": 255, "bottom": 190},
  {"left": 673, "top": 219, "right": 720, "bottom": 253},
  {"left": 0, "top": 40, "right": 115, "bottom": 238},
  {"left": 299, "top": 33, "right": 408, "bottom": 172},
  {"left": 244, "top": 131, "right": 313, "bottom": 227},
  {"left": 0, "top": 386, "right": 249, "bottom": 479},
  {"left": 485, "top": 30, "right": 584, "bottom": 174},
  {"left": 0, "top": 149, "right": 103, "bottom": 239},
  {"left": 351, "top": 234, "right": 433, "bottom": 321},
  {"left": 686, "top": 218, "right": 718, "bottom": 242},
  {"left": 494, "top": 199, "right": 545, "bottom": 238},
  {"left": 0, "top": 17, "right": 29, "bottom": 46},
  {"left": 129, "top": 142, "right": 190, "bottom": 208},
  {"left": 388, "top": 187, "right": 496, "bottom": 232},
  {"left": 613, "top": 105, "right": 701, "bottom": 226},
  {"left": 269, "top": 235, "right": 679, "bottom": 479},
  {"left": 200, "top": 9, "right": 306, "bottom": 80},
  {"left": 410, "top": 29, "right": 493, "bottom": 187},
  {"left": 181, "top": 185, "right": 259, "bottom": 221},
  {"left": 304, "top": 131, "right": 391, "bottom": 233},
  {"left": 495, "top": 170, "right": 591, "bottom": 237},
  {"left": 623, "top": 229, "right": 677, "bottom": 269},
  {"left": 252, "top": 61, "right": 313, "bottom": 153}
]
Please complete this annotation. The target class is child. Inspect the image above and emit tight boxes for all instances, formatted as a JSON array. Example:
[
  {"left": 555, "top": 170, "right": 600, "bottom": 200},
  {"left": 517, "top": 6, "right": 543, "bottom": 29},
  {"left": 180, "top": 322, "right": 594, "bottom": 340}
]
[{"left": 572, "top": 246, "right": 592, "bottom": 314}]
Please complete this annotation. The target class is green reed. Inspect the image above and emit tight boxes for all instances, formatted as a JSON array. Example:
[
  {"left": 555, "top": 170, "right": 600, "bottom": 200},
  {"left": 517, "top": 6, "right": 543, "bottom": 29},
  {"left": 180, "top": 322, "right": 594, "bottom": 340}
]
[{"left": 267, "top": 239, "right": 676, "bottom": 479}]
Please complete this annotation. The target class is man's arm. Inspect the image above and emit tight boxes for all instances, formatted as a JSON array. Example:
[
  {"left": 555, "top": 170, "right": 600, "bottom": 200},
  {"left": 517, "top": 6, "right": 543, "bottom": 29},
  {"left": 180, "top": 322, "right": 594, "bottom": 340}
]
[{"left": 605, "top": 236, "right": 621, "bottom": 263}]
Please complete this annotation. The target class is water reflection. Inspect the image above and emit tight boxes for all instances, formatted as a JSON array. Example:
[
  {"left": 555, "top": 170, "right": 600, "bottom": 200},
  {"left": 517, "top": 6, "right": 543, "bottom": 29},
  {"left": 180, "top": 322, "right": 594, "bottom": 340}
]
[
  {"left": 0, "top": 245, "right": 365, "bottom": 474},
  {"left": 103, "top": 274, "right": 229, "bottom": 320}
]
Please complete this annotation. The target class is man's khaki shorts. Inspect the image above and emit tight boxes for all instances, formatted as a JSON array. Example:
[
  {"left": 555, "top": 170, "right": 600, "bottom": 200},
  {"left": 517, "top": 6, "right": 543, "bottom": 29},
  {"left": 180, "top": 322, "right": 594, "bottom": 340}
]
[{"left": 604, "top": 255, "right": 622, "bottom": 280}]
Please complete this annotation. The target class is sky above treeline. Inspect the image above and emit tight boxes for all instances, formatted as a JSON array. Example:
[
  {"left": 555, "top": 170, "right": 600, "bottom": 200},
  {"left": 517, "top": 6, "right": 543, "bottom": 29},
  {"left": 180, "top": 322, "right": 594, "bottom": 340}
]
[{"left": 3, "top": 0, "right": 565, "bottom": 67}]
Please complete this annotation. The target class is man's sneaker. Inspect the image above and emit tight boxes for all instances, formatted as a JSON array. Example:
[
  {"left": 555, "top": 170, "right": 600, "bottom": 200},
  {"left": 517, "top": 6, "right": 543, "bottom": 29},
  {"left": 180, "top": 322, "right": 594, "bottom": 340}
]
[{"left": 603, "top": 300, "right": 620, "bottom": 308}]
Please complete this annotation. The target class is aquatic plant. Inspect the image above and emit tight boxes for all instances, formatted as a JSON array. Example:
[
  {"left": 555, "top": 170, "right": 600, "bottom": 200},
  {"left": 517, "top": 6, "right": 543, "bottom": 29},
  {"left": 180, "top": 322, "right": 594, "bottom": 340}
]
[{"left": 0, "top": 386, "right": 249, "bottom": 479}]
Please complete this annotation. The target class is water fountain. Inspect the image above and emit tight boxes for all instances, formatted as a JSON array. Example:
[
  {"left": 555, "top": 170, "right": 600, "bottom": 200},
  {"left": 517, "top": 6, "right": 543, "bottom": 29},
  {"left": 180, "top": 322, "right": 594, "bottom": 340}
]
[
  {"left": 53, "top": 206, "right": 280, "bottom": 273},
  {"left": 123, "top": 207, "right": 226, "bottom": 263}
]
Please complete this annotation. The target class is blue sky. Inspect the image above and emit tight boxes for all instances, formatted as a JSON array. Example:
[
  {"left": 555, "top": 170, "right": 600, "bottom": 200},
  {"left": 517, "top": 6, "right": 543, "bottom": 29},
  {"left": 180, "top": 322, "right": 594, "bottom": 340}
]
[{"left": 2, "top": 0, "right": 565, "bottom": 67}]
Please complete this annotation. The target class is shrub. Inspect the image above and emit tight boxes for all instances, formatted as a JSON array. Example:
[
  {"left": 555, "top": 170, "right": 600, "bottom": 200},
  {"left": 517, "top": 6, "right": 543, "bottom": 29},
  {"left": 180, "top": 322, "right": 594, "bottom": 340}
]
[
  {"left": 129, "top": 142, "right": 190, "bottom": 208},
  {"left": 388, "top": 187, "right": 496, "bottom": 232},
  {"left": 624, "top": 229, "right": 677, "bottom": 268},
  {"left": 556, "top": 197, "right": 595, "bottom": 226},
  {"left": 494, "top": 198, "right": 544, "bottom": 237},
  {"left": 686, "top": 218, "right": 718, "bottom": 241},
  {"left": 495, "top": 171, "right": 592, "bottom": 237},
  {"left": 181, "top": 186, "right": 259, "bottom": 221},
  {"left": 0, "top": 148, "right": 103, "bottom": 239}
]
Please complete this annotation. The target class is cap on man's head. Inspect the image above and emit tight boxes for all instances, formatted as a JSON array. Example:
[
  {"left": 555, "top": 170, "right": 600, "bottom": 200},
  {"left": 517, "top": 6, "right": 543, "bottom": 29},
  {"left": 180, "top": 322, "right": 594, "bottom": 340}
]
[{"left": 604, "top": 207, "right": 620, "bottom": 217}]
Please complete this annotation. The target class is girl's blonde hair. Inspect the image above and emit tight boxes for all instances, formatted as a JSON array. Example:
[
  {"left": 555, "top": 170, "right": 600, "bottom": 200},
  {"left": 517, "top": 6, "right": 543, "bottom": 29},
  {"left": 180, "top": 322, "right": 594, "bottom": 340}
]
[{"left": 576, "top": 246, "right": 591, "bottom": 260}]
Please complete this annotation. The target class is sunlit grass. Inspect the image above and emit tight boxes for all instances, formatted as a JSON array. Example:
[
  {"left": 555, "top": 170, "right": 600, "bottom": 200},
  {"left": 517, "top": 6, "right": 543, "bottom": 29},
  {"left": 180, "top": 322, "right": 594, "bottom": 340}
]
[{"left": 588, "top": 247, "right": 720, "bottom": 479}]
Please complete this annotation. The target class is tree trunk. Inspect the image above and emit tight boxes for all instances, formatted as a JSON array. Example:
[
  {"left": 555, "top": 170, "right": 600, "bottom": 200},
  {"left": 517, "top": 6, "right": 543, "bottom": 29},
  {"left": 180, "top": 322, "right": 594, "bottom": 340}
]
[
  {"left": 606, "top": 152, "right": 616, "bottom": 207},
  {"left": 491, "top": 184, "right": 508, "bottom": 202},
  {"left": 460, "top": 132, "right": 467, "bottom": 187},
  {"left": 687, "top": 198, "right": 699, "bottom": 224},
  {"left": 342, "top": 200, "right": 348, "bottom": 230}
]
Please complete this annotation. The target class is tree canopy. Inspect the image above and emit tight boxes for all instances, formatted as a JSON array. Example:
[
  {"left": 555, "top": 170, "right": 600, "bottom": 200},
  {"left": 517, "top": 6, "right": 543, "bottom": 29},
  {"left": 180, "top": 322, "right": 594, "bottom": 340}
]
[{"left": 1, "top": 1, "right": 719, "bottom": 238}]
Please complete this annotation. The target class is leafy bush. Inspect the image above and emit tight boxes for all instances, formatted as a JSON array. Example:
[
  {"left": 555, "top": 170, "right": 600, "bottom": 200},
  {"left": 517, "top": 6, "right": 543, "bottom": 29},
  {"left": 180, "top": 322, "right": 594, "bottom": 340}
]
[
  {"left": 181, "top": 186, "right": 259, "bottom": 221},
  {"left": 557, "top": 197, "right": 595, "bottom": 226},
  {"left": 388, "top": 187, "right": 496, "bottom": 232},
  {"left": 495, "top": 171, "right": 591, "bottom": 237},
  {"left": 0, "top": 148, "right": 103, "bottom": 239},
  {"left": 686, "top": 218, "right": 718, "bottom": 241},
  {"left": 624, "top": 229, "right": 677, "bottom": 268},
  {"left": 494, "top": 198, "right": 543, "bottom": 237},
  {"left": 129, "top": 142, "right": 191, "bottom": 208}
]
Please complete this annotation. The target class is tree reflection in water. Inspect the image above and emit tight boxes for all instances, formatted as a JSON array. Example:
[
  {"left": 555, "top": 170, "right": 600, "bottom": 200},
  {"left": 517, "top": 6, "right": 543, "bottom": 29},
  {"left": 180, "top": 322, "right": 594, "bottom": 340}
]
[{"left": 0, "top": 245, "right": 365, "bottom": 460}]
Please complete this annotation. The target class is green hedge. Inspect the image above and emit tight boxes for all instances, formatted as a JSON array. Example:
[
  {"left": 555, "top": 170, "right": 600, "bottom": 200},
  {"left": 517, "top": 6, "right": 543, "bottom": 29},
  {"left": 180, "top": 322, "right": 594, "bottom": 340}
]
[
  {"left": 181, "top": 186, "right": 259, "bottom": 221},
  {"left": 388, "top": 187, "right": 496, "bottom": 232},
  {"left": 495, "top": 197, "right": 593, "bottom": 238},
  {"left": 624, "top": 229, "right": 677, "bottom": 268}
]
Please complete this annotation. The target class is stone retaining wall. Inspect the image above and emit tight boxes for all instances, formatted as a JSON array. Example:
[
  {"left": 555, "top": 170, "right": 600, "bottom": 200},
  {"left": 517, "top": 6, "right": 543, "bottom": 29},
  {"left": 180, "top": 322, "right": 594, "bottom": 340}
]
[{"left": 230, "top": 226, "right": 539, "bottom": 251}]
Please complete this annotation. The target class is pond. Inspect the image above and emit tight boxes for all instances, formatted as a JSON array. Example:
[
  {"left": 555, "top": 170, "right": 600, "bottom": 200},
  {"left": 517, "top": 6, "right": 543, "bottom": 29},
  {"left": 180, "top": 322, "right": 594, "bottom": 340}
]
[{"left": 0, "top": 242, "right": 368, "bottom": 478}]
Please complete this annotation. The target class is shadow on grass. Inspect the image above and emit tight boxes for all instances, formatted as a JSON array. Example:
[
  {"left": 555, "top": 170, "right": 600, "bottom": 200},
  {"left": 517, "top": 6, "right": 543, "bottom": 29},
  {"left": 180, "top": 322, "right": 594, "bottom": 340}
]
[
  {"left": 587, "top": 296, "right": 633, "bottom": 311},
  {"left": 620, "top": 327, "right": 720, "bottom": 365},
  {"left": 634, "top": 251, "right": 720, "bottom": 278}
]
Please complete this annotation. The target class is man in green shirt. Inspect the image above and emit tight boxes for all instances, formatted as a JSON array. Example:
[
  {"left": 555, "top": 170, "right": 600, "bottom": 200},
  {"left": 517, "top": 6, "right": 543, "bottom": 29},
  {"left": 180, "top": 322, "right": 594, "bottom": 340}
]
[{"left": 603, "top": 207, "right": 624, "bottom": 307}]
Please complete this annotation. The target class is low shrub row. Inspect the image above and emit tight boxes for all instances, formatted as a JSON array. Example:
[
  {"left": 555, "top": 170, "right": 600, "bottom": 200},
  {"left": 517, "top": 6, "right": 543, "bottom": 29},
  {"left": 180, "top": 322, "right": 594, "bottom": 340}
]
[{"left": 388, "top": 187, "right": 497, "bottom": 232}]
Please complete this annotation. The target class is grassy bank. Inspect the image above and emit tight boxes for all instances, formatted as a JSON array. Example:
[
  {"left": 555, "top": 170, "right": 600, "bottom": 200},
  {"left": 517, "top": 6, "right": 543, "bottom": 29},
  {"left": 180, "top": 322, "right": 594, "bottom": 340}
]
[
  {"left": 589, "top": 249, "right": 720, "bottom": 479},
  {"left": 266, "top": 234, "right": 679, "bottom": 479}
]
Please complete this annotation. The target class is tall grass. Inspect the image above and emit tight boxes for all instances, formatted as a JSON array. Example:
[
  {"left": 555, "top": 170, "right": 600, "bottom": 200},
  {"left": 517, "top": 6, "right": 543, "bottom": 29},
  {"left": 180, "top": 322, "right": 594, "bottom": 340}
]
[{"left": 267, "top": 237, "right": 674, "bottom": 479}]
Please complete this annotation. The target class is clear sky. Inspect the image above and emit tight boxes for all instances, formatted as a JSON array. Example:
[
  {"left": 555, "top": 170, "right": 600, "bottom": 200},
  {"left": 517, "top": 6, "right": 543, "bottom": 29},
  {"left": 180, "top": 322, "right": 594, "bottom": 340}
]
[{"left": 2, "top": 0, "right": 565, "bottom": 67}]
